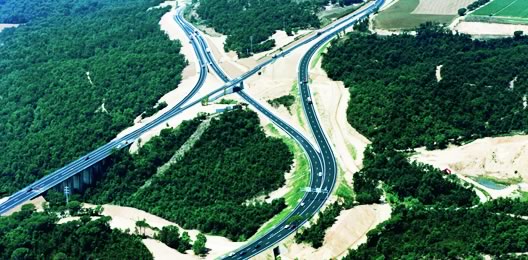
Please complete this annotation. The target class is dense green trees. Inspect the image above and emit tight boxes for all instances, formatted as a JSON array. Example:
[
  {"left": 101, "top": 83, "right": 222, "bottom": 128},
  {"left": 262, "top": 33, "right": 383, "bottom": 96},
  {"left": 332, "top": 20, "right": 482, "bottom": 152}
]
[
  {"left": 82, "top": 117, "right": 204, "bottom": 203},
  {"left": 155, "top": 225, "right": 192, "bottom": 253},
  {"left": 322, "top": 24, "right": 528, "bottom": 150},
  {"left": 482, "top": 198, "right": 528, "bottom": 216},
  {"left": 79, "top": 110, "right": 292, "bottom": 241},
  {"left": 354, "top": 146, "right": 478, "bottom": 207},
  {"left": 321, "top": 23, "right": 528, "bottom": 257},
  {"left": 129, "top": 110, "right": 292, "bottom": 241},
  {"left": 0, "top": 205, "right": 152, "bottom": 259},
  {"left": 194, "top": 0, "right": 321, "bottom": 57},
  {"left": 194, "top": 0, "right": 362, "bottom": 57},
  {"left": 0, "top": 0, "right": 71, "bottom": 23},
  {"left": 0, "top": 0, "right": 188, "bottom": 195},
  {"left": 345, "top": 205, "right": 528, "bottom": 258}
]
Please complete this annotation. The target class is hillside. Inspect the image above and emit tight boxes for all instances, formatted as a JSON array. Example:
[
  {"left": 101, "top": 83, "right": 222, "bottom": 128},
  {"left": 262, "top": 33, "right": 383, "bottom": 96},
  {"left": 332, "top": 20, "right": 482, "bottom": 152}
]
[
  {"left": 316, "top": 23, "right": 528, "bottom": 257},
  {"left": 0, "top": 204, "right": 152, "bottom": 259},
  {"left": 191, "top": 0, "right": 363, "bottom": 57},
  {"left": 0, "top": 0, "right": 187, "bottom": 195},
  {"left": 81, "top": 109, "right": 293, "bottom": 241},
  {"left": 323, "top": 24, "right": 528, "bottom": 150}
]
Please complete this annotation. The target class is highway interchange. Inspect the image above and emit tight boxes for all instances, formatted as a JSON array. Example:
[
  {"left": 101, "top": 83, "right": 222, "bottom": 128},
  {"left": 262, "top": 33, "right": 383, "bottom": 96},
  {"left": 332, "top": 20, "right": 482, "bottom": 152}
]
[
  {"left": 0, "top": 0, "right": 384, "bottom": 258},
  {"left": 176, "top": 1, "right": 384, "bottom": 258}
]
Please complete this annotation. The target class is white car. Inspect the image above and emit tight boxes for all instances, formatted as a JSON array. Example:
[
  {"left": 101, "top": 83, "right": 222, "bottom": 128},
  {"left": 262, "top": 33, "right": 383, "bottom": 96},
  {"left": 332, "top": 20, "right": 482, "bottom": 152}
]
[
  {"left": 300, "top": 202, "right": 305, "bottom": 207},
  {"left": 318, "top": 172, "right": 323, "bottom": 177},
  {"left": 284, "top": 225, "right": 290, "bottom": 229}
]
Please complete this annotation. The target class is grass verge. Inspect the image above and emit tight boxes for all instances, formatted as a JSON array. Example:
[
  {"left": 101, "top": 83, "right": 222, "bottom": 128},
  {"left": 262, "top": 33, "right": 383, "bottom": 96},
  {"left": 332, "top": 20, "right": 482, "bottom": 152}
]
[
  {"left": 249, "top": 123, "right": 311, "bottom": 239},
  {"left": 336, "top": 177, "right": 354, "bottom": 201},
  {"left": 311, "top": 40, "right": 331, "bottom": 69},
  {"left": 520, "top": 191, "right": 528, "bottom": 202},
  {"left": 291, "top": 80, "right": 307, "bottom": 130}
]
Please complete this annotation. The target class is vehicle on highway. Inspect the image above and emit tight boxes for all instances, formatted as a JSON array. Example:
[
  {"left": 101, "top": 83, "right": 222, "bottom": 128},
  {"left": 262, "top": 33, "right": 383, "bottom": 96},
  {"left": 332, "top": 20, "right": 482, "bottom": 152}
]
[
  {"left": 84, "top": 156, "right": 90, "bottom": 161},
  {"left": 301, "top": 202, "right": 305, "bottom": 206},
  {"left": 284, "top": 224, "right": 290, "bottom": 229},
  {"left": 318, "top": 172, "right": 323, "bottom": 176},
  {"left": 27, "top": 185, "right": 41, "bottom": 192},
  {"left": 306, "top": 97, "right": 312, "bottom": 104}
]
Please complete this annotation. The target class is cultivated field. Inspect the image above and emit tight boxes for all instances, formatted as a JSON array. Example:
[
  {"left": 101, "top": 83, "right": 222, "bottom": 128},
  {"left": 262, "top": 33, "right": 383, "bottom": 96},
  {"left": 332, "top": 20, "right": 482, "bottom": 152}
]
[
  {"left": 412, "top": 0, "right": 474, "bottom": 15},
  {"left": 469, "top": 0, "right": 528, "bottom": 25},
  {"left": 373, "top": 0, "right": 470, "bottom": 30}
]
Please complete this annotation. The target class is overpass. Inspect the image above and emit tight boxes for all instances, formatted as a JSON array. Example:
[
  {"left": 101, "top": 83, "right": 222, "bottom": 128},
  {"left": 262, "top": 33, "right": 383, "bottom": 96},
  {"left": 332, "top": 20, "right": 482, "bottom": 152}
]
[
  {"left": 174, "top": 0, "right": 384, "bottom": 258},
  {"left": 0, "top": 6, "right": 384, "bottom": 259}
]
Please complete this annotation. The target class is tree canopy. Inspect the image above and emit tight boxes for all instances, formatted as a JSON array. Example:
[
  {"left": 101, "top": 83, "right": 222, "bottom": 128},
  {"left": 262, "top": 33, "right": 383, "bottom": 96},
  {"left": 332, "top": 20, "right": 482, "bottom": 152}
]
[
  {"left": 0, "top": 205, "right": 152, "bottom": 259},
  {"left": 322, "top": 24, "right": 528, "bottom": 150},
  {"left": 322, "top": 23, "right": 528, "bottom": 258},
  {"left": 0, "top": 0, "right": 187, "bottom": 195},
  {"left": 81, "top": 110, "right": 293, "bottom": 241},
  {"left": 345, "top": 205, "right": 528, "bottom": 258},
  {"left": 193, "top": 0, "right": 362, "bottom": 57}
]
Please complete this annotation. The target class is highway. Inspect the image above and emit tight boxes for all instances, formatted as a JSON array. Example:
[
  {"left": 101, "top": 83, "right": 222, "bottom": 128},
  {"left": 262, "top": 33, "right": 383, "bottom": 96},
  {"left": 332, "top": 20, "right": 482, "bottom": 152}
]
[
  {"left": 0, "top": 2, "right": 384, "bottom": 257},
  {"left": 0, "top": 7, "right": 210, "bottom": 215},
  {"left": 175, "top": 0, "right": 384, "bottom": 258}
]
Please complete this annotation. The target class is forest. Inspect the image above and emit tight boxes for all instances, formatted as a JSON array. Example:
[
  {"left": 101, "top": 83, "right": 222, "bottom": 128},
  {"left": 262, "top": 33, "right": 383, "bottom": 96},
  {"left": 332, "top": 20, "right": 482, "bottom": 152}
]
[
  {"left": 0, "top": 0, "right": 187, "bottom": 195},
  {"left": 82, "top": 117, "right": 204, "bottom": 203},
  {"left": 83, "top": 110, "right": 293, "bottom": 241},
  {"left": 193, "top": 0, "right": 362, "bottom": 57},
  {"left": 0, "top": 204, "right": 152, "bottom": 259},
  {"left": 320, "top": 23, "right": 528, "bottom": 257},
  {"left": 345, "top": 205, "right": 528, "bottom": 258},
  {"left": 322, "top": 24, "right": 528, "bottom": 150},
  {"left": 0, "top": 0, "right": 76, "bottom": 23},
  {"left": 353, "top": 146, "right": 478, "bottom": 207}
]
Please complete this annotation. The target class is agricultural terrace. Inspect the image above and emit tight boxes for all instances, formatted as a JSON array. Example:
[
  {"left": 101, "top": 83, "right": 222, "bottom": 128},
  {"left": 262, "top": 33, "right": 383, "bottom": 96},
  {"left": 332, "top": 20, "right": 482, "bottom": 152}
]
[
  {"left": 469, "top": 0, "right": 528, "bottom": 25},
  {"left": 373, "top": 0, "right": 473, "bottom": 30}
]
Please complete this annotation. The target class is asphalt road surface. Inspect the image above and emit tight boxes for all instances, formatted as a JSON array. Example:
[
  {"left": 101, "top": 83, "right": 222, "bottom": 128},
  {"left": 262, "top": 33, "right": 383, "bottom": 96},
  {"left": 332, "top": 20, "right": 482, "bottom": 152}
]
[
  {"left": 175, "top": 1, "right": 384, "bottom": 257},
  {"left": 0, "top": 5, "right": 384, "bottom": 260}
]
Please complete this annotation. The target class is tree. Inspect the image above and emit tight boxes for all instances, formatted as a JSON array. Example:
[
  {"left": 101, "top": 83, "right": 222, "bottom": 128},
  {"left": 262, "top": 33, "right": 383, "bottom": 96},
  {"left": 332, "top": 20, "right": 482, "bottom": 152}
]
[
  {"left": 514, "top": 30, "right": 524, "bottom": 39},
  {"left": 135, "top": 219, "right": 149, "bottom": 237},
  {"left": 67, "top": 201, "right": 82, "bottom": 216},
  {"left": 52, "top": 252, "right": 68, "bottom": 260},
  {"left": 157, "top": 226, "right": 182, "bottom": 252},
  {"left": 0, "top": 208, "right": 152, "bottom": 259},
  {"left": 11, "top": 248, "right": 30, "bottom": 260},
  {"left": 179, "top": 231, "right": 193, "bottom": 253},
  {"left": 458, "top": 8, "right": 467, "bottom": 16},
  {"left": 0, "top": 0, "right": 188, "bottom": 195},
  {"left": 193, "top": 233, "right": 207, "bottom": 256}
]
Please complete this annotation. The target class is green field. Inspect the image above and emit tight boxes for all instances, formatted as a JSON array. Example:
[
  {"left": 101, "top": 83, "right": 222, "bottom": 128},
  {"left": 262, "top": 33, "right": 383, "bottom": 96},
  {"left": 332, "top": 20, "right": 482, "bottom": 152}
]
[
  {"left": 469, "top": 0, "right": 528, "bottom": 25},
  {"left": 373, "top": 0, "right": 456, "bottom": 30}
]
